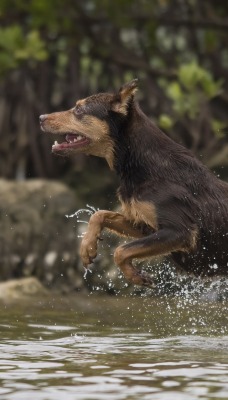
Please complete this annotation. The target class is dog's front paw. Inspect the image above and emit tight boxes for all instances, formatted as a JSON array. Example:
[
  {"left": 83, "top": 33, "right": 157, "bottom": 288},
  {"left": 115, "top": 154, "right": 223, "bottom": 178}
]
[{"left": 80, "top": 234, "right": 98, "bottom": 268}]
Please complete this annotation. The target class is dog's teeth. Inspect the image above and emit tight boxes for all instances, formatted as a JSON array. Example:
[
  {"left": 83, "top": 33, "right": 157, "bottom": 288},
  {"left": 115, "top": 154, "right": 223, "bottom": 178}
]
[
  {"left": 54, "top": 140, "right": 58, "bottom": 145},
  {"left": 73, "top": 135, "right": 83, "bottom": 143}
]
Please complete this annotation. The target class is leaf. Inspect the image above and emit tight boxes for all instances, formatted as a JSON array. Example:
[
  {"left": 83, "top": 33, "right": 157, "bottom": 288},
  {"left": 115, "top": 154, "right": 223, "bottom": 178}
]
[
  {"left": 159, "top": 114, "right": 174, "bottom": 130},
  {"left": 201, "top": 75, "right": 223, "bottom": 98},
  {"left": 178, "top": 61, "right": 203, "bottom": 90},
  {"left": 0, "top": 26, "right": 47, "bottom": 75},
  {"left": 211, "top": 119, "right": 226, "bottom": 137},
  {"left": 167, "top": 82, "right": 183, "bottom": 101},
  {"left": 17, "top": 30, "right": 48, "bottom": 61},
  {"left": 178, "top": 61, "right": 223, "bottom": 98}
]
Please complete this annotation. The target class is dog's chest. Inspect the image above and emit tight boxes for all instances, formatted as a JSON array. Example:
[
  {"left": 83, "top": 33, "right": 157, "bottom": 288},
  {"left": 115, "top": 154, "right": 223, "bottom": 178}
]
[{"left": 120, "top": 197, "right": 158, "bottom": 230}]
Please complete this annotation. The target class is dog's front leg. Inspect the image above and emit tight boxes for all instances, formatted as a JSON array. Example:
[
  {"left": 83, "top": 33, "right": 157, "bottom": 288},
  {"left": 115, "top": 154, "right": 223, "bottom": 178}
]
[
  {"left": 114, "top": 228, "right": 191, "bottom": 287},
  {"left": 80, "top": 210, "right": 145, "bottom": 268}
]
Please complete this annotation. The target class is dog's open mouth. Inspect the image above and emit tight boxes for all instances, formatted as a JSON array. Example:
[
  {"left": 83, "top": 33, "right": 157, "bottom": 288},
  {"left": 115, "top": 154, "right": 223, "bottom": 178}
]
[{"left": 52, "top": 133, "right": 90, "bottom": 152}]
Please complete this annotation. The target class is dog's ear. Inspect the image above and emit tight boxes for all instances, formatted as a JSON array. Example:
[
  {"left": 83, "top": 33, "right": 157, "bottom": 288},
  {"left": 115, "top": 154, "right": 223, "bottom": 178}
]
[{"left": 112, "top": 79, "right": 138, "bottom": 114}]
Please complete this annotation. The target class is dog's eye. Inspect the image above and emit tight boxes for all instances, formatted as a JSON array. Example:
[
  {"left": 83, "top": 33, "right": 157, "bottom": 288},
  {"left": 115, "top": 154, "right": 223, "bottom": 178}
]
[{"left": 73, "top": 106, "right": 84, "bottom": 116}]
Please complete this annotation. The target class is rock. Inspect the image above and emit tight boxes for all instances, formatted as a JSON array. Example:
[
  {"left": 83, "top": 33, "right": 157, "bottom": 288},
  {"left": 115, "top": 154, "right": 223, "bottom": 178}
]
[
  {"left": 0, "top": 277, "right": 47, "bottom": 301},
  {"left": 0, "top": 179, "right": 83, "bottom": 289}
]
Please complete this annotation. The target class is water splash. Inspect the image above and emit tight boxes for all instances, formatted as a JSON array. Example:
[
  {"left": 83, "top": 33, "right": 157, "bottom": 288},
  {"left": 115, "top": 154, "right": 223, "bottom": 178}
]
[
  {"left": 66, "top": 205, "right": 99, "bottom": 237},
  {"left": 83, "top": 267, "right": 92, "bottom": 279},
  {"left": 66, "top": 204, "right": 98, "bottom": 222},
  {"left": 140, "top": 261, "right": 228, "bottom": 303},
  {"left": 65, "top": 206, "right": 228, "bottom": 303}
]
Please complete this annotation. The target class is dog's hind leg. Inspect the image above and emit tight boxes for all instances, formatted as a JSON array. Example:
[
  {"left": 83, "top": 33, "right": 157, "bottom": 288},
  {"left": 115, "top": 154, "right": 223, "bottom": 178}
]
[{"left": 114, "top": 229, "right": 190, "bottom": 287}]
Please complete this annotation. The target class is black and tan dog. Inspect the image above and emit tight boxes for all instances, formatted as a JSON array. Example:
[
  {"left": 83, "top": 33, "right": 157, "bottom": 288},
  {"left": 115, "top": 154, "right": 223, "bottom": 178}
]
[{"left": 40, "top": 80, "right": 228, "bottom": 287}]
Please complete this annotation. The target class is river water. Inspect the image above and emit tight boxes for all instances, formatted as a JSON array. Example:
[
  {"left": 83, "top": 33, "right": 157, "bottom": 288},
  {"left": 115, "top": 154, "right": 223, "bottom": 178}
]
[{"left": 0, "top": 292, "right": 227, "bottom": 400}]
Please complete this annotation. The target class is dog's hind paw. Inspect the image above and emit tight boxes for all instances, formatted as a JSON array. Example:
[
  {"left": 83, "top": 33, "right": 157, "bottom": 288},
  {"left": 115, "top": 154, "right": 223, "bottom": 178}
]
[
  {"left": 126, "top": 269, "right": 156, "bottom": 288},
  {"left": 140, "top": 272, "right": 156, "bottom": 289},
  {"left": 132, "top": 271, "right": 156, "bottom": 289}
]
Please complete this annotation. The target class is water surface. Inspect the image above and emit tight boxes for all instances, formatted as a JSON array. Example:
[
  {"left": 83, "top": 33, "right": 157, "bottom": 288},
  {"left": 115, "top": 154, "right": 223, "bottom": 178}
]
[{"left": 0, "top": 293, "right": 227, "bottom": 399}]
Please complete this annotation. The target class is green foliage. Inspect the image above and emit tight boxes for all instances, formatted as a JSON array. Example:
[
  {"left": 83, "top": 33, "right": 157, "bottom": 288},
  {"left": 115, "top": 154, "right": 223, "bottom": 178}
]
[
  {"left": 159, "top": 61, "right": 224, "bottom": 134},
  {"left": 0, "top": 25, "right": 47, "bottom": 75},
  {"left": 0, "top": 0, "right": 227, "bottom": 178},
  {"left": 16, "top": 31, "right": 47, "bottom": 62},
  {"left": 178, "top": 61, "right": 223, "bottom": 98},
  {"left": 159, "top": 114, "right": 174, "bottom": 130},
  {"left": 211, "top": 119, "right": 227, "bottom": 136}
]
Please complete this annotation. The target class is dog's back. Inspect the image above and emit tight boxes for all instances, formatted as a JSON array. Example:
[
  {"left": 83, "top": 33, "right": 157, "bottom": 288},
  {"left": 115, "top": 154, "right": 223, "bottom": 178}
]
[{"left": 117, "top": 106, "right": 228, "bottom": 276}]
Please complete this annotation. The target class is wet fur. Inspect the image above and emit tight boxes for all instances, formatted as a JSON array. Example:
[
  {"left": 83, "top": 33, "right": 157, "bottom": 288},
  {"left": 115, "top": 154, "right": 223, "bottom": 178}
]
[{"left": 40, "top": 80, "right": 228, "bottom": 287}]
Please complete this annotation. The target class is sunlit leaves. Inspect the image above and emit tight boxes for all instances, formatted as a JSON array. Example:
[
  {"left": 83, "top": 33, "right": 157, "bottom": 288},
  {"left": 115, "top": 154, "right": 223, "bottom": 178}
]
[
  {"left": 159, "top": 114, "right": 174, "bottom": 130},
  {"left": 15, "top": 31, "right": 47, "bottom": 62},
  {"left": 178, "top": 61, "right": 223, "bottom": 98},
  {"left": 167, "top": 81, "right": 183, "bottom": 102},
  {"left": 0, "top": 25, "right": 47, "bottom": 75},
  {"left": 158, "top": 61, "right": 224, "bottom": 137}
]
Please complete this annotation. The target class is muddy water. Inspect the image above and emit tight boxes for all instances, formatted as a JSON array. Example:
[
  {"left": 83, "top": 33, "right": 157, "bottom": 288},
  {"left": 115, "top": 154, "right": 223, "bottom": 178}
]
[{"left": 0, "top": 293, "right": 228, "bottom": 400}]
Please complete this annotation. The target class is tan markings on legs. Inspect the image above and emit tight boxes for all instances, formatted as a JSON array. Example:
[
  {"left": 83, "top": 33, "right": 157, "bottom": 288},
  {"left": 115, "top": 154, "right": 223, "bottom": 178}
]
[
  {"left": 120, "top": 198, "right": 158, "bottom": 231},
  {"left": 114, "top": 229, "right": 194, "bottom": 287},
  {"left": 80, "top": 210, "right": 145, "bottom": 268},
  {"left": 114, "top": 246, "right": 156, "bottom": 287}
]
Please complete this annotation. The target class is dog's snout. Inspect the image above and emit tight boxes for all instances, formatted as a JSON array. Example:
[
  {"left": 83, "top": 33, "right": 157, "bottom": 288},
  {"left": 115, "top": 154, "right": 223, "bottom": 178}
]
[{"left": 39, "top": 114, "right": 48, "bottom": 123}]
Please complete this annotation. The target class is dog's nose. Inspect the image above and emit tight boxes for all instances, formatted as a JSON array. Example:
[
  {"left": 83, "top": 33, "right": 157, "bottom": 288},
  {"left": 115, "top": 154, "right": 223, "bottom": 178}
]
[{"left": 39, "top": 114, "right": 47, "bottom": 123}]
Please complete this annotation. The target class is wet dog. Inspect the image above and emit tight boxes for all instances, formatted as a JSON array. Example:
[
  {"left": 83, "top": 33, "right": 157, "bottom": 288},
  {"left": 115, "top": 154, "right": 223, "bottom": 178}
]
[{"left": 40, "top": 80, "right": 228, "bottom": 287}]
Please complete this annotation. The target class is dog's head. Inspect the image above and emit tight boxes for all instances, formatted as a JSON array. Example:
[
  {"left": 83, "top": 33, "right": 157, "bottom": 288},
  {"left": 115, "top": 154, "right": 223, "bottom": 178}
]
[{"left": 39, "top": 80, "right": 138, "bottom": 169}]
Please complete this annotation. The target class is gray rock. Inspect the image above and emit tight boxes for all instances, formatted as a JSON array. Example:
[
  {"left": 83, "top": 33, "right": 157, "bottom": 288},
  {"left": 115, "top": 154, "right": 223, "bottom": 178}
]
[
  {"left": 0, "top": 277, "right": 47, "bottom": 302},
  {"left": 0, "top": 179, "right": 83, "bottom": 289}
]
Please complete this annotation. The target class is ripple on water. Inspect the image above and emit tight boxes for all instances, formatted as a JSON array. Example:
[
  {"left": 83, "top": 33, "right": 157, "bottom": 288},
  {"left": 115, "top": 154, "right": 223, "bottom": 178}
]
[{"left": 0, "top": 294, "right": 227, "bottom": 400}]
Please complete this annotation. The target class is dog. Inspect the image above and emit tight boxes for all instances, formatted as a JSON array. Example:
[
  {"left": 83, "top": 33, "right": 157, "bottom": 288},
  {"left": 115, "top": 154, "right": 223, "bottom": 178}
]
[{"left": 40, "top": 80, "right": 228, "bottom": 287}]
